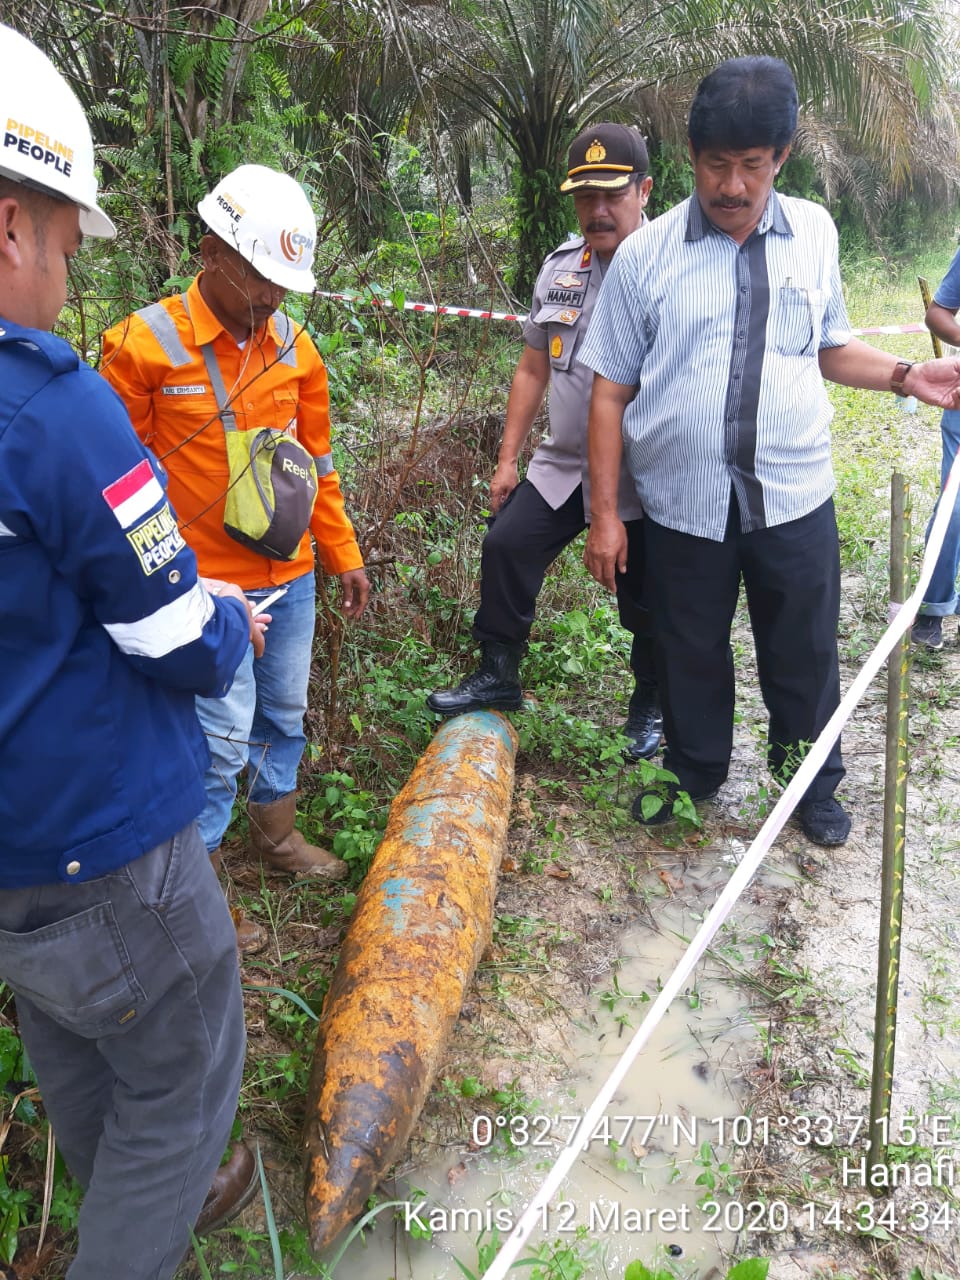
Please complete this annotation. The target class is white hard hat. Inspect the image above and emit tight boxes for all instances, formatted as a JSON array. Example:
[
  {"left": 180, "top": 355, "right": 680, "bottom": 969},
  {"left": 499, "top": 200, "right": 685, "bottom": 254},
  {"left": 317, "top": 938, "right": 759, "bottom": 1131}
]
[
  {"left": 0, "top": 24, "right": 115, "bottom": 238},
  {"left": 198, "top": 165, "right": 317, "bottom": 293}
]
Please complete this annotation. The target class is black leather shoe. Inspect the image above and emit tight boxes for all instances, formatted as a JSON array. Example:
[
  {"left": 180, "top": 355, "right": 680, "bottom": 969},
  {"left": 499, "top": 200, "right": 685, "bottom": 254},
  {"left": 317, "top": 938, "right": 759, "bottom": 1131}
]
[
  {"left": 796, "top": 796, "right": 851, "bottom": 847},
  {"left": 631, "top": 783, "right": 718, "bottom": 826},
  {"left": 621, "top": 686, "right": 663, "bottom": 762},
  {"left": 195, "top": 1142, "right": 259, "bottom": 1235},
  {"left": 426, "top": 641, "right": 524, "bottom": 716}
]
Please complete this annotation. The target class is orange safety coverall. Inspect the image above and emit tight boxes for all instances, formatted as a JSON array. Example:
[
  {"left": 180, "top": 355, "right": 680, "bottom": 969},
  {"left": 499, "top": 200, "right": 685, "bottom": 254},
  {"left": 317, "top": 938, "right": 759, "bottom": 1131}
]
[{"left": 100, "top": 275, "right": 363, "bottom": 592}]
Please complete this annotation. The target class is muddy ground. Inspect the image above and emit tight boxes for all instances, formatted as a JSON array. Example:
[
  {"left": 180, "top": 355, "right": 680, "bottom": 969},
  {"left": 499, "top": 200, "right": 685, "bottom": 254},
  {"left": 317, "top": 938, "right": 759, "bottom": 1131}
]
[
  {"left": 13, "top": 587, "right": 958, "bottom": 1280},
  {"left": 399, "top": 585, "right": 960, "bottom": 1280},
  {"left": 195, "top": 566, "right": 960, "bottom": 1280}
]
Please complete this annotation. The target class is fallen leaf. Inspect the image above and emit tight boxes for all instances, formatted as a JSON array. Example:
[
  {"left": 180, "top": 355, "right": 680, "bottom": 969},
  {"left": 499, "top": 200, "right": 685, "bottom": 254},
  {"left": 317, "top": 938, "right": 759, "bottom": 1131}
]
[
  {"left": 658, "top": 869, "right": 684, "bottom": 892},
  {"left": 11, "top": 1237, "right": 59, "bottom": 1279},
  {"left": 546, "top": 866, "right": 571, "bottom": 879}
]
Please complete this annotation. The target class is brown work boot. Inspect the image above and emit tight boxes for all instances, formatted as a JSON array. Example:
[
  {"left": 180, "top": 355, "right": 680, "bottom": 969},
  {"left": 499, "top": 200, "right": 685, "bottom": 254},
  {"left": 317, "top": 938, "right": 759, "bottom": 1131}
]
[
  {"left": 195, "top": 1142, "right": 260, "bottom": 1235},
  {"left": 209, "top": 850, "right": 268, "bottom": 955},
  {"left": 247, "top": 793, "right": 348, "bottom": 880},
  {"left": 231, "top": 905, "right": 268, "bottom": 955}
]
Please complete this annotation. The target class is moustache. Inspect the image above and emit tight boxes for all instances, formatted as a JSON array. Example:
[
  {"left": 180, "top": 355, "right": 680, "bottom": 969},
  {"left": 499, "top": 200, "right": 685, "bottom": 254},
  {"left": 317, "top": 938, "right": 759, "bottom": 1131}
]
[
  {"left": 711, "top": 198, "right": 750, "bottom": 211},
  {"left": 586, "top": 221, "right": 616, "bottom": 233}
]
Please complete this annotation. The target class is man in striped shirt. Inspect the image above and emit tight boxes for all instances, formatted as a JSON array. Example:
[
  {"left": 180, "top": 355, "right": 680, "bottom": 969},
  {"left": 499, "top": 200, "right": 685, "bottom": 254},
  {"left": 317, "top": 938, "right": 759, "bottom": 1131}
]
[{"left": 581, "top": 56, "right": 960, "bottom": 845}]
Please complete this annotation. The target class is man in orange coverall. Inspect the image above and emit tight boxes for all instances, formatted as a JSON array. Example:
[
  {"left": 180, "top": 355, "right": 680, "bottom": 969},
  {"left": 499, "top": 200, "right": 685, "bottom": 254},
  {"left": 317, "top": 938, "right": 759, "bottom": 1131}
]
[{"left": 102, "top": 166, "right": 370, "bottom": 953}]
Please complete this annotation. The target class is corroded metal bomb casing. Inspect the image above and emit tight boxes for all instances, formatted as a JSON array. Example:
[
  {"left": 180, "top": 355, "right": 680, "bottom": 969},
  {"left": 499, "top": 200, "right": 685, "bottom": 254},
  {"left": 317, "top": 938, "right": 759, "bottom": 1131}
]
[{"left": 303, "top": 710, "right": 518, "bottom": 1253}]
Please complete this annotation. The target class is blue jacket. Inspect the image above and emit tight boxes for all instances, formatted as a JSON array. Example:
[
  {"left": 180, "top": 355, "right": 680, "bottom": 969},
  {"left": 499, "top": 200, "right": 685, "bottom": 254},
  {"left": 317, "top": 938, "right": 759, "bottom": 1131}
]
[{"left": 0, "top": 319, "right": 250, "bottom": 887}]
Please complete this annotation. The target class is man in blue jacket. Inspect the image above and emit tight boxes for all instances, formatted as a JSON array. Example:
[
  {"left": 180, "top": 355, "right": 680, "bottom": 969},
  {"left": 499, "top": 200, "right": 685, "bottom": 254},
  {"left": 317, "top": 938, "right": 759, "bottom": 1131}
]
[{"left": 0, "top": 24, "right": 260, "bottom": 1280}]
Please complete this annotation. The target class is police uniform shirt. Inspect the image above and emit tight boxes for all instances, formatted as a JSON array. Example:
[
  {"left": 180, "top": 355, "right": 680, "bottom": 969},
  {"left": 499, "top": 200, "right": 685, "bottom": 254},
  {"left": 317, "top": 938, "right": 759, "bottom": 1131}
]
[{"left": 522, "top": 232, "right": 644, "bottom": 522}]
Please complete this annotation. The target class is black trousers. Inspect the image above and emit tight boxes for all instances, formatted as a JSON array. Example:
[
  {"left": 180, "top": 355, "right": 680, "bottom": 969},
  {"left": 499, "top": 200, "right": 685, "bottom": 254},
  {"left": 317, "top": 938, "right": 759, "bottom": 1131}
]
[
  {"left": 644, "top": 496, "right": 844, "bottom": 801},
  {"left": 472, "top": 479, "right": 656, "bottom": 683}
]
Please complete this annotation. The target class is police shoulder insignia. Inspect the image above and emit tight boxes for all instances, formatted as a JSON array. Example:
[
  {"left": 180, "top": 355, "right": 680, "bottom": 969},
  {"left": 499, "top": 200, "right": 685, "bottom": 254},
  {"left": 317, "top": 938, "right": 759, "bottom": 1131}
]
[
  {"left": 550, "top": 335, "right": 563, "bottom": 359},
  {"left": 580, "top": 246, "right": 592, "bottom": 268}
]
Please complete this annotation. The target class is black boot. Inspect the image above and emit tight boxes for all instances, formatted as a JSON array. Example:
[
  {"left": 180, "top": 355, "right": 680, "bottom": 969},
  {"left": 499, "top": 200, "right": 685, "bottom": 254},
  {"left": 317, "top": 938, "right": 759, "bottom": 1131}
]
[
  {"left": 622, "top": 681, "right": 663, "bottom": 762},
  {"left": 426, "top": 641, "right": 524, "bottom": 716}
]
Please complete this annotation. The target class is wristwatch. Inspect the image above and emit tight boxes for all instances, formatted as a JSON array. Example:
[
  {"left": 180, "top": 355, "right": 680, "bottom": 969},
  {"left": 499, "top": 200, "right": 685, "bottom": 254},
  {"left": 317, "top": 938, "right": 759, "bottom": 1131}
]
[{"left": 890, "top": 360, "right": 915, "bottom": 397}]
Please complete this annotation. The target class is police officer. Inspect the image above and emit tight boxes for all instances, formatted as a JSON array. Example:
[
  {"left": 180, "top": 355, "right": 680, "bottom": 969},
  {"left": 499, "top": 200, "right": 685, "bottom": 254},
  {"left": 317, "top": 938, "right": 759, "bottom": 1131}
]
[{"left": 427, "top": 124, "right": 662, "bottom": 760}]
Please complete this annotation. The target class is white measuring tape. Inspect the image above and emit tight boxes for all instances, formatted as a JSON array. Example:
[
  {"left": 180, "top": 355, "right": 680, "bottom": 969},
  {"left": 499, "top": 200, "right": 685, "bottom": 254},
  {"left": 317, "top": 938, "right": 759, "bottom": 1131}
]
[
  {"left": 478, "top": 452, "right": 960, "bottom": 1280},
  {"left": 314, "top": 289, "right": 928, "bottom": 337}
]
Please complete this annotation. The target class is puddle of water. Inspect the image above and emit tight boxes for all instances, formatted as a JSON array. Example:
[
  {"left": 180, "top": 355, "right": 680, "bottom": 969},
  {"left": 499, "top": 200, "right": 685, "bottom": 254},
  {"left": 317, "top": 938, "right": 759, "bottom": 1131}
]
[{"left": 305, "top": 847, "right": 782, "bottom": 1279}]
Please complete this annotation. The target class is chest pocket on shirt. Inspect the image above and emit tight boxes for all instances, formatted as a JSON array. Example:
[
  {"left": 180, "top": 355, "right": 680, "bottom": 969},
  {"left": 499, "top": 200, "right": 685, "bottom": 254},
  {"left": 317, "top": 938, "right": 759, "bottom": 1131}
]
[
  {"left": 273, "top": 389, "right": 300, "bottom": 436},
  {"left": 534, "top": 306, "right": 582, "bottom": 372},
  {"left": 769, "top": 286, "right": 827, "bottom": 356}
]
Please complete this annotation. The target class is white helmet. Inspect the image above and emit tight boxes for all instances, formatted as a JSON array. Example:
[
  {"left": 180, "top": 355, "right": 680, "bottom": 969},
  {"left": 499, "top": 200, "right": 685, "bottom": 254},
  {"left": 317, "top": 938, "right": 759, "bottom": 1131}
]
[
  {"left": 0, "top": 24, "right": 115, "bottom": 238},
  {"left": 198, "top": 165, "right": 317, "bottom": 293}
]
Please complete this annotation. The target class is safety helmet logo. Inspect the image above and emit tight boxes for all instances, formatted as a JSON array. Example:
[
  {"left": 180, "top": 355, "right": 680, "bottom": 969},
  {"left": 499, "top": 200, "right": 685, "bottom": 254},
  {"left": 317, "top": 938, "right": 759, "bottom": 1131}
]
[
  {"left": 3, "top": 129, "right": 74, "bottom": 178},
  {"left": 279, "top": 228, "right": 315, "bottom": 264},
  {"left": 215, "top": 191, "right": 244, "bottom": 224}
]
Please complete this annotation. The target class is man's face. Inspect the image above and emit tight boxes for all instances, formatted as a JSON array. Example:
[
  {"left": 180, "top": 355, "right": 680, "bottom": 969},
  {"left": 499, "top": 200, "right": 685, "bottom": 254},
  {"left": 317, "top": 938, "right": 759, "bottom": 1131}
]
[
  {"left": 200, "top": 237, "right": 287, "bottom": 340},
  {"left": 689, "top": 144, "right": 788, "bottom": 244},
  {"left": 571, "top": 177, "right": 652, "bottom": 258},
  {"left": 0, "top": 195, "right": 82, "bottom": 331}
]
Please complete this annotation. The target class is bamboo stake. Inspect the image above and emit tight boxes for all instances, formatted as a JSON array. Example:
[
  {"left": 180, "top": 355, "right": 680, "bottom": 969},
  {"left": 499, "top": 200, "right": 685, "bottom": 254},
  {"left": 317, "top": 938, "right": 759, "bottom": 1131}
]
[
  {"left": 868, "top": 472, "right": 911, "bottom": 1179},
  {"left": 918, "top": 277, "right": 942, "bottom": 357}
]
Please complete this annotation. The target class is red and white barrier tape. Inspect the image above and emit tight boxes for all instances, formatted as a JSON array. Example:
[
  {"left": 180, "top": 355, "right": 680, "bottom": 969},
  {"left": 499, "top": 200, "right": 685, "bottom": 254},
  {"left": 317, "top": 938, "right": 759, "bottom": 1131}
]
[
  {"left": 479, "top": 453, "right": 960, "bottom": 1280},
  {"left": 852, "top": 322, "right": 928, "bottom": 337},
  {"left": 315, "top": 290, "right": 526, "bottom": 323},
  {"left": 315, "top": 289, "right": 928, "bottom": 337}
]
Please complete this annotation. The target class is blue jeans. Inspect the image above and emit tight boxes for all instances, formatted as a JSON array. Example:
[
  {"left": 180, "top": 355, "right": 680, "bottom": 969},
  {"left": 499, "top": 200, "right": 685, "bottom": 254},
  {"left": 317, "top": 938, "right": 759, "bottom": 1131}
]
[
  {"left": 0, "top": 825, "right": 245, "bottom": 1280},
  {"left": 196, "top": 570, "right": 316, "bottom": 852},
  {"left": 920, "top": 408, "right": 960, "bottom": 616}
]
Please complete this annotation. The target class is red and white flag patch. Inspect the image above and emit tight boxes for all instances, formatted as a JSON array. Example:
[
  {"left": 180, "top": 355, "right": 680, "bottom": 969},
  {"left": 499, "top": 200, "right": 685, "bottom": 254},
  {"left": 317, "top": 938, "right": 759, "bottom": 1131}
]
[{"left": 103, "top": 459, "right": 164, "bottom": 528}]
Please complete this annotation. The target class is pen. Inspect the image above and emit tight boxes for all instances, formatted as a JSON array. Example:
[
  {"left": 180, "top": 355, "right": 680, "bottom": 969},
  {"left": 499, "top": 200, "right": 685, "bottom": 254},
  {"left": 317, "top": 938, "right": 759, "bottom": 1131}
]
[{"left": 246, "top": 585, "right": 289, "bottom": 615}]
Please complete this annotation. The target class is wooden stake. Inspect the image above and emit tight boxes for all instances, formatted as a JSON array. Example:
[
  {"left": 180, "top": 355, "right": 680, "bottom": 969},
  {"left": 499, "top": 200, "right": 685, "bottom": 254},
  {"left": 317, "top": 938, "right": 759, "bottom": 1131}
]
[{"left": 868, "top": 472, "right": 911, "bottom": 1180}]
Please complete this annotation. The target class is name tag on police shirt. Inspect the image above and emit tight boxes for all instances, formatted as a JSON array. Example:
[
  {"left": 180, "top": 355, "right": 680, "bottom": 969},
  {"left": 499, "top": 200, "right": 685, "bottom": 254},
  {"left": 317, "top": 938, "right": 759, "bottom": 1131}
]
[{"left": 545, "top": 271, "right": 587, "bottom": 308}]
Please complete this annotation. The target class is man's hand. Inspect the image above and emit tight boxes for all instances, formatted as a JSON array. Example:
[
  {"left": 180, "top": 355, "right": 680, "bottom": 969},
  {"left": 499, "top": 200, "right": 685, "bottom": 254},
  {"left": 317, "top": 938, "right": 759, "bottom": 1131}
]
[
  {"left": 203, "top": 578, "right": 268, "bottom": 658},
  {"left": 909, "top": 357, "right": 960, "bottom": 409},
  {"left": 339, "top": 568, "right": 371, "bottom": 619},
  {"left": 821, "top": 342, "right": 960, "bottom": 406},
  {"left": 490, "top": 459, "right": 520, "bottom": 513},
  {"left": 584, "top": 515, "right": 628, "bottom": 593}
]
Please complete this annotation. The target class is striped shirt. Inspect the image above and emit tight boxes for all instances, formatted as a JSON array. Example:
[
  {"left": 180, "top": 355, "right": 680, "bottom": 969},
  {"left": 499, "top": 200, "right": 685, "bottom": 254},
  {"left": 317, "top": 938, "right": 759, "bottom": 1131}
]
[{"left": 579, "top": 192, "right": 852, "bottom": 541}]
